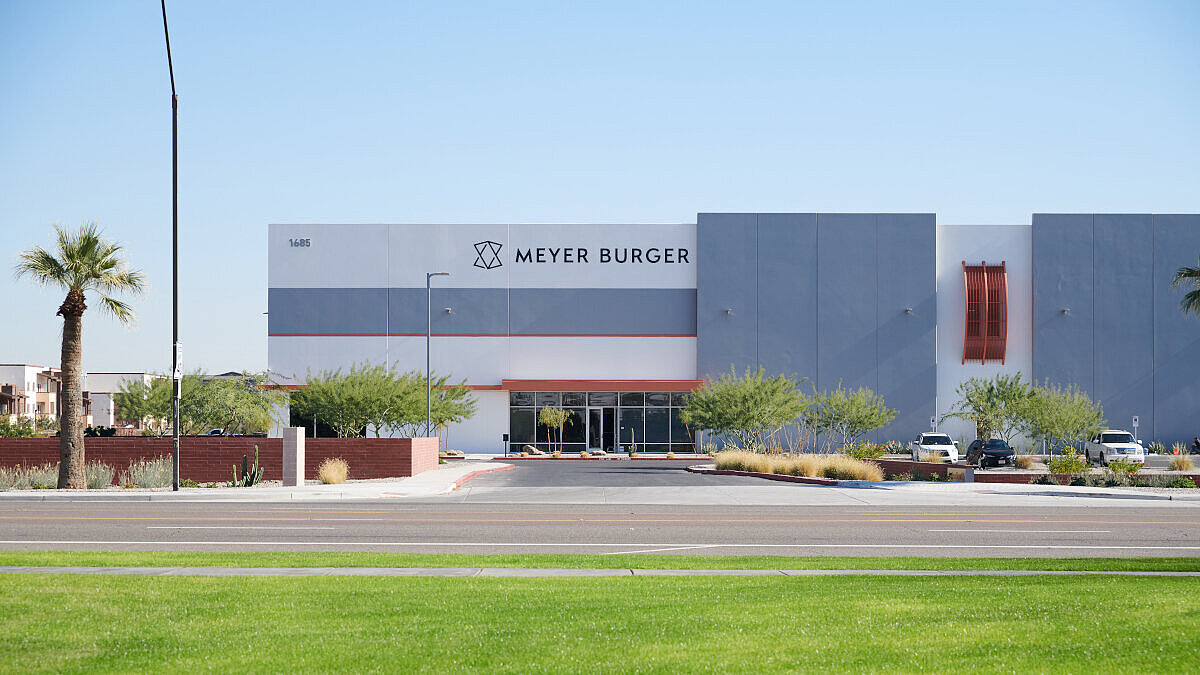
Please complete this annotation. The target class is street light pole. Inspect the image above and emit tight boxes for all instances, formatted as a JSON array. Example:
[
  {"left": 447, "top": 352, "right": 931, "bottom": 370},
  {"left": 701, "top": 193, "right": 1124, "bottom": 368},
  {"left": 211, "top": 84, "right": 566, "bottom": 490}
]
[
  {"left": 160, "top": 0, "right": 181, "bottom": 491},
  {"left": 426, "top": 272, "right": 449, "bottom": 438}
]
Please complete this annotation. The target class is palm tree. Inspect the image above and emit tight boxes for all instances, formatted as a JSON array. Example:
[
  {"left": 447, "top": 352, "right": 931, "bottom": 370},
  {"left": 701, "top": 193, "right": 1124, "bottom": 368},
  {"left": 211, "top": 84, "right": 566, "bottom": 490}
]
[
  {"left": 15, "top": 223, "right": 145, "bottom": 488},
  {"left": 1173, "top": 258, "right": 1200, "bottom": 317}
]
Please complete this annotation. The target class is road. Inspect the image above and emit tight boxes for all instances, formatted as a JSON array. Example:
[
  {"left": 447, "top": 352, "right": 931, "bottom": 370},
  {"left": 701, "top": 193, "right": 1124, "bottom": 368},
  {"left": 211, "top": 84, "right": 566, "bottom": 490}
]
[{"left": 0, "top": 461, "right": 1197, "bottom": 557}]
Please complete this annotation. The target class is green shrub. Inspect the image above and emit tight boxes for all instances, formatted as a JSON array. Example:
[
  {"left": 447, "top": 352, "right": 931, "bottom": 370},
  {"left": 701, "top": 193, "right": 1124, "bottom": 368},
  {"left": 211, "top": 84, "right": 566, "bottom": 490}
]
[
  {"left": 845, "top": 442, "right": 885, "bottom": 461},
  {"left": 1030, "top": 475, "right": 1057, "bottom": 485},
  {"left": 1167, "top": 477, "right": 1197, "bottom": 489},
  {"left": 1047, "top": 450, "right": 1088, "bottom": 476},
  {"left": 0, "top": 417, "right": 37, "bottom": 438},
  {"left": 179, "top": 478, "right": 201, "bottom": 488},
  {"left": 1068, "top": 476, "right": 1087, "bottom": 486}
]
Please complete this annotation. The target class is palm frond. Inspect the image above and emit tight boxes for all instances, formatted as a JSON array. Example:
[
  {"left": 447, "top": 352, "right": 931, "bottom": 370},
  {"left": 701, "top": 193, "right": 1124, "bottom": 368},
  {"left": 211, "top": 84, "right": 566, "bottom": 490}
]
[
  {"left": 14, "top": 247, "right": 69, "bottom": 286},
  {"left": 1171, "top": 263, "right": 1200, "bottom": 289},
  {"left": 17, "top": 222, "right": 144, "bottom": 323},
  {"left": 1173, "top": 261, "right": 1200, "bottom": 317},
  {"left": 98, "top": 295, "right": 136, "bottom": 325}
]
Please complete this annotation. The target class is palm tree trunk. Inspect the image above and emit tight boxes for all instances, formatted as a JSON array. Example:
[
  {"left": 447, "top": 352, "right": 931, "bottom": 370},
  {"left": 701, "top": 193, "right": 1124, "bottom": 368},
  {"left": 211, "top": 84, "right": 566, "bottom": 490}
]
[{"left": 57, "top": 290, "right": 87, "bottom": 489}]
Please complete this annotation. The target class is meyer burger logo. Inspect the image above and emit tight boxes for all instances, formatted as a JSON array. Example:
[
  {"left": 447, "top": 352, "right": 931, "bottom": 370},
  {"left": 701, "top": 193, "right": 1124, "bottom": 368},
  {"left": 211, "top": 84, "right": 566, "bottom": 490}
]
[
  {"left": 473, "top": 240, "right": 504, "bottom": 269},
  {"left": 472, "top": 239, "right": 690, "bottom": 269}
]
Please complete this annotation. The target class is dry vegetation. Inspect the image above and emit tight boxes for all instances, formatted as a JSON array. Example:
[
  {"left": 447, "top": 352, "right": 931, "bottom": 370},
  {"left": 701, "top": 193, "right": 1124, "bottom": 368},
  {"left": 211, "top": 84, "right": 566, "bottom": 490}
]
[
  {"left": 1169, "top": 455, "right": 1195, "bottom": 472},
  {"left": 317, "top": 457, "right": 349, "bottom": 484},
  {"left": 713, "top": 450, "right": 883, "bottom": 481},
  {"left": 1014, "top": 455, "right": 1036, "bottom": 470}
]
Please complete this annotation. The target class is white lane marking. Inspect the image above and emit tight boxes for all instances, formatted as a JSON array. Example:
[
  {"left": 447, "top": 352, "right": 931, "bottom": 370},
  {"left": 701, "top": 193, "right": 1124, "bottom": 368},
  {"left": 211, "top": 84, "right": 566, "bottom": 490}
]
[
  {"left": 603, "top": 545, "right": 723, "bottom": 555},
  {"left": 145, "top": 526, "right": 337, "bottom": 531},
  {"left": 927, "top": 529, "right": 1111, "bottom": 533},
  {"left": 2, "top": 541, "right": 1200, "bottom": 551}
]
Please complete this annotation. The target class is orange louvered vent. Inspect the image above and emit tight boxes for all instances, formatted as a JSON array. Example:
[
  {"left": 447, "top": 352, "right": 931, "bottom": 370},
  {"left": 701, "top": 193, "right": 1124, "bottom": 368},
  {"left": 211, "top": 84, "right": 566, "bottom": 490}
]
[{"left": 962, "top": 261, "right": 1007, "bottom": 364}]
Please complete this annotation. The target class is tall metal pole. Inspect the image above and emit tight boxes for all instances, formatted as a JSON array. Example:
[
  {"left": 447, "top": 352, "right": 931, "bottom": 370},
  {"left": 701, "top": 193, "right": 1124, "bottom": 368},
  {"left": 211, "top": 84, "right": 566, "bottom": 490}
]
[
  {"left": 426, "top": 272, "right": 449, "bottom": 437},
  {"left": 161, "top": 1, "right": 180, "bottom": 491}
]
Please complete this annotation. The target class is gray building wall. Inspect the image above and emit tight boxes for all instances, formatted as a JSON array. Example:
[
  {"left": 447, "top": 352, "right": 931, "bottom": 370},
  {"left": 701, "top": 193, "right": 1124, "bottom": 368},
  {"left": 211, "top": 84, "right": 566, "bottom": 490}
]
[
  {"left": 697, "top": 213, "right": 937, "bottom": 441},
  {"left": 1032, "top": 213, "right": 1200, "bottom": 442}
]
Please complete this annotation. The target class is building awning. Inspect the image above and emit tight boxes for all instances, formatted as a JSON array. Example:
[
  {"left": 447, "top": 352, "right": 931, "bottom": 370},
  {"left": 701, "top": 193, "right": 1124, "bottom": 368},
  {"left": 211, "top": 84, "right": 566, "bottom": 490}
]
[{"left": 497, "top": 379, "right": 705, "bottom": 392}]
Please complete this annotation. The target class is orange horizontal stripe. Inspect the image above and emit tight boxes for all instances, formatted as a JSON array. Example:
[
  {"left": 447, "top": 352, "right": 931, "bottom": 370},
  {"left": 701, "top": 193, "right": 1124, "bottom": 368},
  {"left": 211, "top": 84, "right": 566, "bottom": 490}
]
[{"left": 501, "top": 379, "right": 705, "bottom": 392}]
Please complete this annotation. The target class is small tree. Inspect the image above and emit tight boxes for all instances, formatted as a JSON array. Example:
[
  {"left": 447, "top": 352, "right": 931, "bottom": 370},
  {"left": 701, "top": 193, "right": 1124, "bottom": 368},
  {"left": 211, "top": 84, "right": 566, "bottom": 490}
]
[
  {"left": 537, "top": 406, "right": 571, "bottom": 454},
  {"left": 680, "top": 367, "right": 808, "bottom": 451},
  {"left": 114, "top": 377, "right": 172, "bottom": 433},
  {"left": 808, "top": 384, "right": 897, "bottom": 452},
  {"left": 942, "top": 373, "right": 1036, "bottom": 442},
  {"left": 1028, "top": 381, "right": 1105, "bottom": 454}
]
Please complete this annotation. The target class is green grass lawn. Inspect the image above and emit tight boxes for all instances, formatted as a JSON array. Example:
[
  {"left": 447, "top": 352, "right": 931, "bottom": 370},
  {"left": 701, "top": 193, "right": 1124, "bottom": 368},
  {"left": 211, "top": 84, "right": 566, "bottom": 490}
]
[
  {"left": 1, "top": 550, "right": 1199, "bottom": 571},
  {"left": 1, "top": 573, "right": 1196, "bottom": 672}
]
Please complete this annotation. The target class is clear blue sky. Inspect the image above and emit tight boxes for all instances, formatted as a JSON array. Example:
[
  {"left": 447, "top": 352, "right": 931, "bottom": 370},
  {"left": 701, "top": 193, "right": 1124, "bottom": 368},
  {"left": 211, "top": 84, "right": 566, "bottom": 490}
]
[{"left": 2, "top": 0, "right": 1197, "bottom": 374}]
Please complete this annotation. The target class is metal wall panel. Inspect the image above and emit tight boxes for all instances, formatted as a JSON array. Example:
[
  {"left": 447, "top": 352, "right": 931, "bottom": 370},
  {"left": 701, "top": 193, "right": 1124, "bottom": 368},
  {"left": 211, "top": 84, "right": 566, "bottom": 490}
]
[
  {"left": 756, "top": 213, "right": 817, "bottom": 380},
  {"left": 267, "top": 287, "right": 388, "bottom": 335},
  {"left": 509, "top": 289, "right": 697, "bottom": 336},
  {"left": 1093, "top": 214, "right": 1154, "bottom": 435},
  {"left": 1153, "top": 214, "right": 1200, "bottom": 442},
  {"left": 390, "top": 288, "right": 509, "bottom": 335},
  {"left": 696, "top": 213, "right": 759, "bottom": 378},
  {"left": 876, "top": 214, "right": 938, "bottom": 439},
  {"left": 816, "top": 214, "right": 878, "bottom": 393},
  {"left": 1032, "top": 214, "right": 1095, "bottom": 391}
]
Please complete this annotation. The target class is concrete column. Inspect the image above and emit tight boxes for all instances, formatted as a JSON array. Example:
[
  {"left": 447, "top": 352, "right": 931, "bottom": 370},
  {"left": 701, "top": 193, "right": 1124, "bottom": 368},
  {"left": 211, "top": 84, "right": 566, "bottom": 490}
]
[{"left": 282, "top": 427, "right": 305, "bottom": 486}]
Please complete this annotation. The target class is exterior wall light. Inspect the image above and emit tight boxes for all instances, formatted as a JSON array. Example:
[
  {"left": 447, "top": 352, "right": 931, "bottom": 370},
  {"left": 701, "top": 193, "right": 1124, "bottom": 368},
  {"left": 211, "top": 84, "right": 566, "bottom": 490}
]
[
  {"left": 724, "top": 308, "right": 734, "bottom": 315},
  {"left": 904, "top": 307, "right": 913, "bottom": 314},
  {"left": 1062, "top": 308, "right": 1071, "bottom": 315},
  {"left": 444, "top": 307, "right": 453, "bottom": 314}
]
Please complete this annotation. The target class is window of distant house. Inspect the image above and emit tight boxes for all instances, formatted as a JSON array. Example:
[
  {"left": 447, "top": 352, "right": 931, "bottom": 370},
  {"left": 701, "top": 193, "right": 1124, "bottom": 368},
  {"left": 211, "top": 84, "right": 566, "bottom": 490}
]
[{"left": 962, "top": 261, "right": 1007, "bottom": 364}]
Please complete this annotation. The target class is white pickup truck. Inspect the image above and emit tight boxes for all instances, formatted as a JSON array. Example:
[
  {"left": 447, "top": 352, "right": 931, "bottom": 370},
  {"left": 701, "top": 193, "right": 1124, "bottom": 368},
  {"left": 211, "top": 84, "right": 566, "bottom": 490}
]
[
  {"left": 1085, "top": 430, "right": 1145, "bottom": 466},
  {"left": 910, "top": 432, "right": 960, "bottom": 463}
]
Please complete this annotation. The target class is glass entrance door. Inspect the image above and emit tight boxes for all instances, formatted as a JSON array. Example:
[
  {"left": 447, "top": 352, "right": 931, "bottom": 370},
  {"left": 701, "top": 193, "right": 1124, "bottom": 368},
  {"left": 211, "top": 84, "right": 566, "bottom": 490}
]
[{"left": 587, "top": 408, "right": 616, "bottom": 452}]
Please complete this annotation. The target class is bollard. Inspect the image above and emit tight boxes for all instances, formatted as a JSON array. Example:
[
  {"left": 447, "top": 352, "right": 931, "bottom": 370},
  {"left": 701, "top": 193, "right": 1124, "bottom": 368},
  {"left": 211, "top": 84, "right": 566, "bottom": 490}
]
[{"left": 283, "top": 426, "right": 305, "bottom": 487}]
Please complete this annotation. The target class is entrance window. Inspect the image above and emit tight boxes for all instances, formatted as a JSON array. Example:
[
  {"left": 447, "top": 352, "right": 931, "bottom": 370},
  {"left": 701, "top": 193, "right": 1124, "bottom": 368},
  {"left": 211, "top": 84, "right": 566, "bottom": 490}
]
[{"left": 508, "top": 390, "right": 697, "bottom": 453}]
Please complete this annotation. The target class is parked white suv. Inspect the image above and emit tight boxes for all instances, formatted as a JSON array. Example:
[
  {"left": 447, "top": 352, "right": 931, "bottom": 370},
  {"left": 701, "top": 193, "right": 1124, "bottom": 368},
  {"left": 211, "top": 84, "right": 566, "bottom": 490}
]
[
  {"left": 911, "top": 432, "right": 959, "bottom": 463},
  {"left": 1085, "top": 430, "right": 1145, "bottom": 466}
]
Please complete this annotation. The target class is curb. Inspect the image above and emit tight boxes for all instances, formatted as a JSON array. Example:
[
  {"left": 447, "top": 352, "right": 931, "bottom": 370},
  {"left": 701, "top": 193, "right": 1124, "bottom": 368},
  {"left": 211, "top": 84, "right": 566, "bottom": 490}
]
[
  {"left": 685, "top": 465, "right": 838, "bottom": 486},
  {"left": 451, "top": 463, "right": 515, "bottom": 490}
]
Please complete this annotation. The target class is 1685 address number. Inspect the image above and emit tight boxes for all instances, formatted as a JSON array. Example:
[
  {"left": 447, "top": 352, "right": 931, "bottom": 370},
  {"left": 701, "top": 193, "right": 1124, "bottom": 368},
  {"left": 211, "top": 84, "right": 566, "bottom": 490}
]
[{"left": 289, "top": 238, "right": 311, "bottom": 247}]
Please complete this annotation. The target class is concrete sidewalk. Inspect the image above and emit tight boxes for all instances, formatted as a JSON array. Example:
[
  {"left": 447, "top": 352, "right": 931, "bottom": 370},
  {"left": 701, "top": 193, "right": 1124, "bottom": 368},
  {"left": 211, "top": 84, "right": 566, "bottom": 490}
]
[
  {"left": 0, "top": 462, "right": 513, "bottom": 502},
  {"left": 0, "top": 565, "right": 1197, "bottom": 577}
]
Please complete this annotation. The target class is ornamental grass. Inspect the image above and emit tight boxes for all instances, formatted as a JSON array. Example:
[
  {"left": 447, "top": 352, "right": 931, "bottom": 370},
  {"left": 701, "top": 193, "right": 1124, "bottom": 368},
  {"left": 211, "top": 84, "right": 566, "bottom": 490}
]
[
  {"left": 713, "top": 450, "right": 883, "bottom": 481},
  {"left": 1169, "top": 455, "right": 1195, "bottom": 472},
  {"left": 317, "top": 457, "right": 349, "bottom": 484}
]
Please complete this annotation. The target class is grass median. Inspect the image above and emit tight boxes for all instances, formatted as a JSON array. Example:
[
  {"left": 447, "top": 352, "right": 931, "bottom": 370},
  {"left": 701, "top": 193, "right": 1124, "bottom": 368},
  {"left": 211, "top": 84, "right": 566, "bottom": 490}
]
[
  {"left": 1, "top": 573, "right": 1197, "bottom": 672},
  {"left": 1, "top": 550, "right": 1200, "bottom": 571}
]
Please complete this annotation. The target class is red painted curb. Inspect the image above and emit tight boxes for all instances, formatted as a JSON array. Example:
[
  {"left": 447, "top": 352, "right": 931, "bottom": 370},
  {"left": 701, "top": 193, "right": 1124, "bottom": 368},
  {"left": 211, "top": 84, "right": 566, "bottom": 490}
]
[
  {"left": 452, "top": 464, "right": 515, "bottom": 489},
  {"left": 686, "top": 465, "right": 838, "bottom": 486}
]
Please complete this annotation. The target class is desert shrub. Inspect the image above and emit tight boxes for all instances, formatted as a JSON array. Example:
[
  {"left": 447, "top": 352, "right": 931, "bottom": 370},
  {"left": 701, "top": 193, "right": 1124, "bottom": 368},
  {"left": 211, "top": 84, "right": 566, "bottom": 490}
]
[
  {"left": 318, "top": 457, "right": 349, "bottom": 484},
  {"left": 1068, "top": 476, "right": 1088, "bottom": 486},
  {"left": 579, "top": 450, "right": 590, "bottom": 458},
  {"left": 1030, "top": 475, "right": 1057, "bottom": 485},
  {"left": 26, "top": 463, "right": 58, "bottom": 489},
  {"left": 1148, "top": 441, "right": 1167, "bottom": 455},
  {"left": 1014, "top": 455, "right": 1036, "bottom": 470},
  {"left": 1169, "top": 456, "right": 1195, "bottom": 472},
  {"left": 180, "top": 478, "right": 201, "bottom": 487},
  {"left": 123, "top": 455, "right": 172, "bottom": 488},
  {"left": 84, "top": 461, "right": 115, "bottom": 489},
  {"left": 845, "top": 442, "right": 886, "bottom": 461},
  {"left": 889, "top": 472, "right": 913, "bottom": 482},
  {"left": 1167, "top": 477, "right": 1197, "bottom": 488},
  {"left": 1172, "top": 442, "right": 1186, "bottom": 455},
  {"left": 552, "top": 450, "right": 561, "bottom": 458},
  {"left": 666, "top": 451, "right": 675, "bottom": 459},
  {"left": 1106, "top": 458, "right": 1140, "bottom": 478},
  {"left": 0, "top": 466, "right": 20, "bottom": 490},
  {"left": 1047, "top": 450, "right": 1088, "bottom": 477}
]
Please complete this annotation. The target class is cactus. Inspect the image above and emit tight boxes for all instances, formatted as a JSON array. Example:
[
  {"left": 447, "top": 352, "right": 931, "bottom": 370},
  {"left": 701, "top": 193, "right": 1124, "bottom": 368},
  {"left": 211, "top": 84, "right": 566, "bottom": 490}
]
[{"left": 231, "top": 445, "right": 265, "bottom": 487}]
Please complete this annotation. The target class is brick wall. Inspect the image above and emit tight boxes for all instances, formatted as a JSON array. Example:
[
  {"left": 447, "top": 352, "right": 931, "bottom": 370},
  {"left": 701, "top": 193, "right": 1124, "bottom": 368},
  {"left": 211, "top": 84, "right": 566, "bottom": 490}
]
[{"left": 0, "top": 436, "right": 439, "bottom": 484}]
